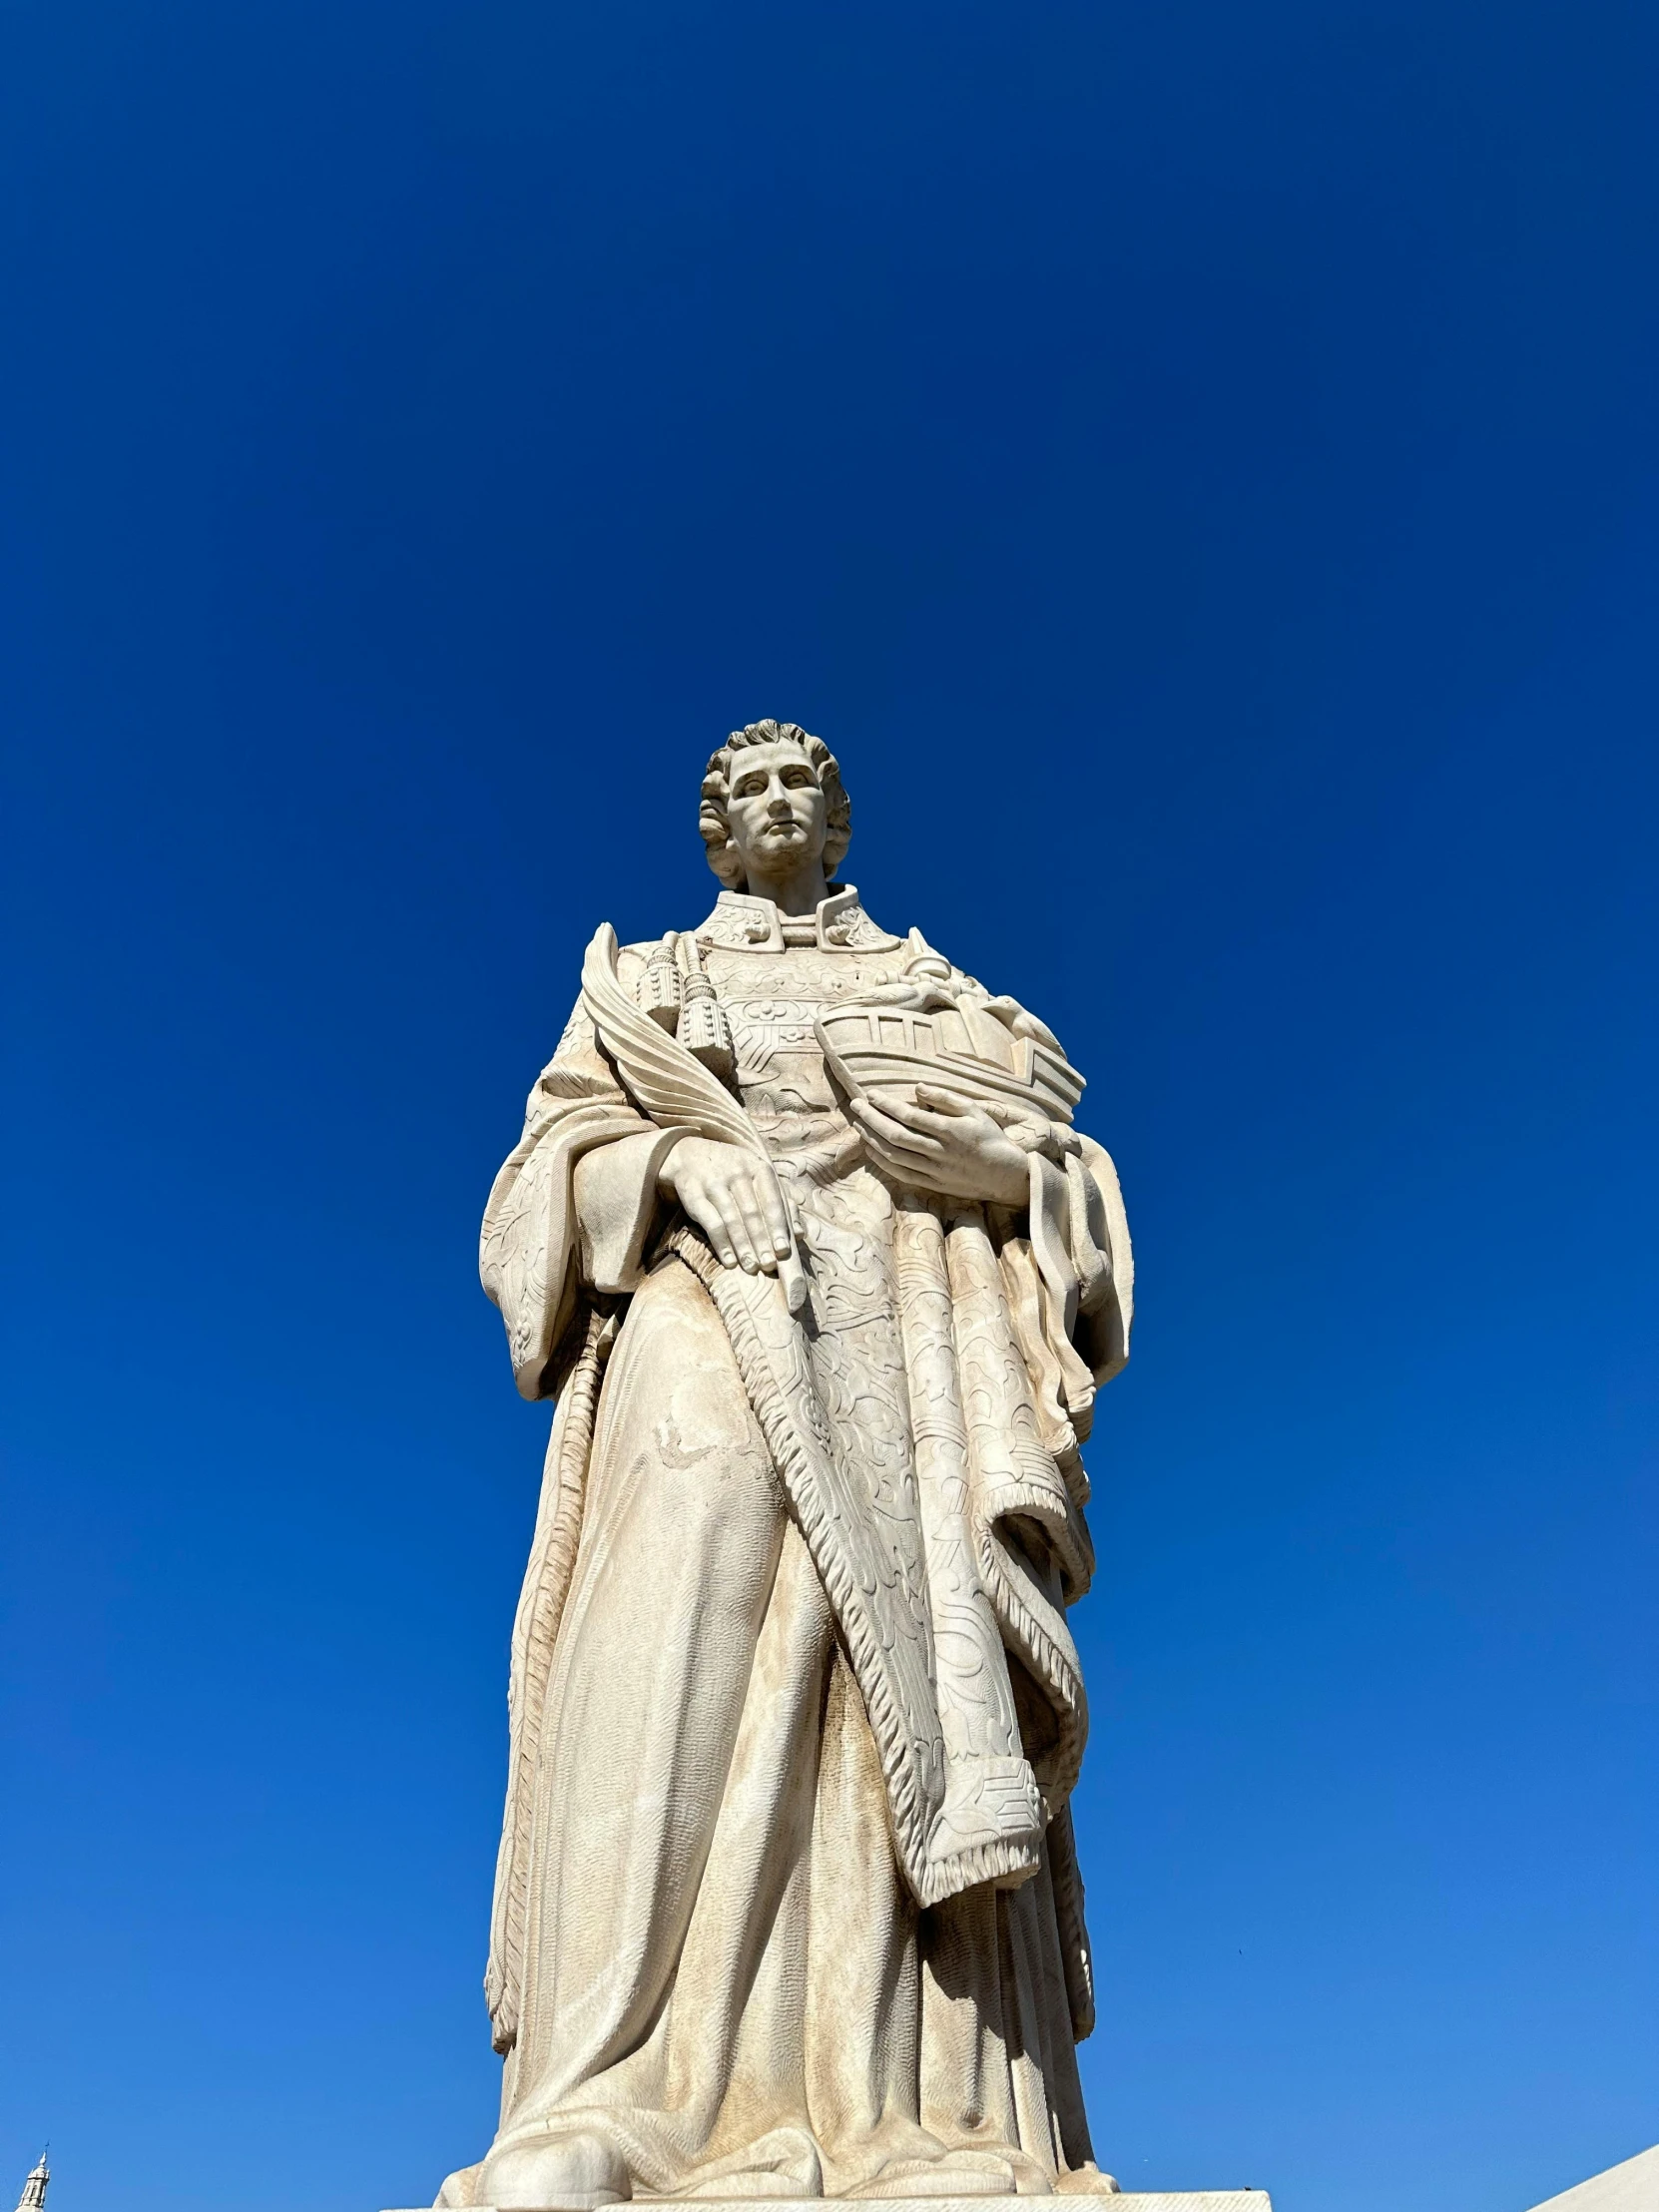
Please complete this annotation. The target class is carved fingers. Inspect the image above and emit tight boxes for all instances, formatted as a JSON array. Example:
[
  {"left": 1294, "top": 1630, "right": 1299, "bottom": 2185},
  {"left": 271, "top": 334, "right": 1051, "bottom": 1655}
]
[
  {"left": 848, "top": 1089, "right": 1029, "bottom": 1207},
  {"left": 852, "top": 1095, "right": 945, "bottom": 1160},
  {"left": 659, "top": 1137, "right": 795, "bottom": 1275}
]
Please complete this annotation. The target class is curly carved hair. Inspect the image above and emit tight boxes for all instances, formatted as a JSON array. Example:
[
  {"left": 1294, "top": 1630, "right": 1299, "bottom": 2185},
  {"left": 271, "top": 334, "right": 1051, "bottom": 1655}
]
[{"left": 699, "top": 719, "right": 851, "bottom": 889}]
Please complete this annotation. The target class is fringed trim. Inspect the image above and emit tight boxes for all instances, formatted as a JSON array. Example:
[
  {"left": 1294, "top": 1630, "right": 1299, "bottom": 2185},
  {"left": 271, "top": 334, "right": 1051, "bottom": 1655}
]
[
  {"left": 668, "top": 1229, "right": 1047, "bottom": 1909},
  {"left": 484, "top": 1307, "right": 615, "bottom": 2053},
  {"left": 971, "top": 1517, "right": 1088, "bottom": 1808},
  {"left": 926, "top": 1825, "right": 1053, "bottom": 1901},
  {"left": 667, "top": 1231, "right": 940, "bottom": 1904}
]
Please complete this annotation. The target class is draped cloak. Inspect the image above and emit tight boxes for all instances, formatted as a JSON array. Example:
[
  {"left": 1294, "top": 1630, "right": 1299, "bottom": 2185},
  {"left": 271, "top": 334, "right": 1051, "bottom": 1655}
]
[{"left": 460, "top": 886, "right": 1133, "bottom": 2205}]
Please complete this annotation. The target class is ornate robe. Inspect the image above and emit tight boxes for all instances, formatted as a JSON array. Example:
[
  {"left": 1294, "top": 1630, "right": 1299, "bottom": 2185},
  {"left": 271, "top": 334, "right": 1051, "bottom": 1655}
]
[{"left": 457, "top": 886, "right": 1133, "bottom": 2203}]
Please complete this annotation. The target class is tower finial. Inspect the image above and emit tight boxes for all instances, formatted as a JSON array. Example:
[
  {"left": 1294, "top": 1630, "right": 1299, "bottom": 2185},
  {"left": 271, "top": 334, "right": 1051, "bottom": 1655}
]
[{"left": 15, "top": 2147, "right": 49, "bottom": 2212}]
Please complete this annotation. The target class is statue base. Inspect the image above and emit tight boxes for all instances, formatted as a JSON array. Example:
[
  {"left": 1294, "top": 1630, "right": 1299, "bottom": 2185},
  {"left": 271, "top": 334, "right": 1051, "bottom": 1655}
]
[{"left": 381, "top": 2197, "right": 1273, "bottom": 2211}]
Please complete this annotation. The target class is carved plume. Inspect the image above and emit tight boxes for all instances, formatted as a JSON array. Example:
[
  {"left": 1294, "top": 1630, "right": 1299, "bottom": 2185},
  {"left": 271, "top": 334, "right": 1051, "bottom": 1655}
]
[{"left": 579, "top": 925, "right": 807, "bottom": 1311}]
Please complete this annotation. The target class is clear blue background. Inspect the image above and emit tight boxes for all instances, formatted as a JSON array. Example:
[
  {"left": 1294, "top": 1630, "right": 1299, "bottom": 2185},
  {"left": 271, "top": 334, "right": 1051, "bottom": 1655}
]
[{"left": 3, "top": 4, "right": 1655, "bottom": 2209}]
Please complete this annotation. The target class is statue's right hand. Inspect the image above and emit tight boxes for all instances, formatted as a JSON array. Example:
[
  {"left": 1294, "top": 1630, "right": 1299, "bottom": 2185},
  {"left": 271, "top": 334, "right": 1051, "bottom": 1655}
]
[{"left": 659, "top": 1138, "right": 795, "bottom": 1277}]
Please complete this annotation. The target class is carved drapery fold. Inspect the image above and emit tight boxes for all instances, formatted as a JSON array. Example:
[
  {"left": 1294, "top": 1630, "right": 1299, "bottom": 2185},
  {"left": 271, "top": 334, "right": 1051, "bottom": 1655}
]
[
  {"left": 892, "top": 1198, "right": 1044, "bottom": 1881},
  {"left": 484, "top": 1307, "right": 615, "bottom": 2053}
]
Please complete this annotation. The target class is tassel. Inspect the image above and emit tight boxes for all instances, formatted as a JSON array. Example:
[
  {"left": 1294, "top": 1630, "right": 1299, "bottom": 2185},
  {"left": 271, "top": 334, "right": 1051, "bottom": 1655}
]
[
  {"left": 639, "top": 934, "right": 682, "bottom": 1033},
  {"left": 676, "top": 935, "right": 737, "bottom": 1087}
]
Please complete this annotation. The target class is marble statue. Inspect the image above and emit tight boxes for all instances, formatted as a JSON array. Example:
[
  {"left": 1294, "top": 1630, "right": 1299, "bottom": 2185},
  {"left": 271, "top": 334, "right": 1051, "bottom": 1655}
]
[{"left": 435, "top": 721, "right": 1138, "bottom": 2211}]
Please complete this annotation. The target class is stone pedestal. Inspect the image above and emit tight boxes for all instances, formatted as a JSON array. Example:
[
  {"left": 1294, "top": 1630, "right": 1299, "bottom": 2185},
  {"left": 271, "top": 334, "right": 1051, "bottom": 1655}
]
[{"left": 381, "top": 2196, "right": 1273, "bottom": 2212}]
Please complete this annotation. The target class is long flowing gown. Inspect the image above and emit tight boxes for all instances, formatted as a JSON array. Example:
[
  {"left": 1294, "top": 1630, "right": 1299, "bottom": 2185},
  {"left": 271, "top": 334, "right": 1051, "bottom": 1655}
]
[{"left": 448, "top": 886, "right": 1133, "bottom": 2204}]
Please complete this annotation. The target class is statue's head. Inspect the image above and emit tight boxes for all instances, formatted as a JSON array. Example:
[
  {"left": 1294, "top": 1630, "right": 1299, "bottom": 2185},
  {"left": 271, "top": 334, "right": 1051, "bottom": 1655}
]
[{"left": 699, "top": 719, "right": 851, "bottom": 892}]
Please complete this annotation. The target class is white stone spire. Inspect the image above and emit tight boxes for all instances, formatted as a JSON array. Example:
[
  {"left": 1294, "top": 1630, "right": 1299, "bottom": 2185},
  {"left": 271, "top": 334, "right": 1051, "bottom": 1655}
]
[{"left": 14, "top": 2151, "right": 48, "bottom": 2212}]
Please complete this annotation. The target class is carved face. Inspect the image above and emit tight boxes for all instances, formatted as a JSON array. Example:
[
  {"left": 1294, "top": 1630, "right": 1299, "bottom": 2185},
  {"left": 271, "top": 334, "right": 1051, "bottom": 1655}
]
[{"left": 724, "top": 741, "right": 829, "bottom": 887}]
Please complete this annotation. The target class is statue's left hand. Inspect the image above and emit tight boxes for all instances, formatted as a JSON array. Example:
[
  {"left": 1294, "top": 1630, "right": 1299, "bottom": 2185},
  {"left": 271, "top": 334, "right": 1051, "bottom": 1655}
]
[{"left": 848, "top": 1084, "right": 1030, "bottom": 1207}]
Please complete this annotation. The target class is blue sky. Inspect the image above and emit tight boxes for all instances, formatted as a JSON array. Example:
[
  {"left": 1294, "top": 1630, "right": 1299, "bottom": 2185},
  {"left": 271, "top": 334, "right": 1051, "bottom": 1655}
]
[{"left": 2, "top": 4, "right": 1655, "bottom": 2210}]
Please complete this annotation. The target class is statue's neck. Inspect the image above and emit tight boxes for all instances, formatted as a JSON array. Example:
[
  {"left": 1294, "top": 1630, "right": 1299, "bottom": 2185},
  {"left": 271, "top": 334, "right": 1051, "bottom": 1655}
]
[{"left": 743, "top": 861, "right": 830, "bottom": 917}]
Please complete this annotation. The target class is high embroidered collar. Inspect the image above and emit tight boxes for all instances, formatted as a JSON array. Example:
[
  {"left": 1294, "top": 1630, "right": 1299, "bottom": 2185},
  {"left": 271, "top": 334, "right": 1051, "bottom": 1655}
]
[{"left": 694, "top": 884, "right": 902, "bottom": 953}]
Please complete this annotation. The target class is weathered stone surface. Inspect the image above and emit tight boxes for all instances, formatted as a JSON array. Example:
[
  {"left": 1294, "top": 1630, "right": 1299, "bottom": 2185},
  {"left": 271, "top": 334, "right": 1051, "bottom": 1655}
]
[{"left": 385, "top": 2199, "right": 1272, "bottom": 2212}]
